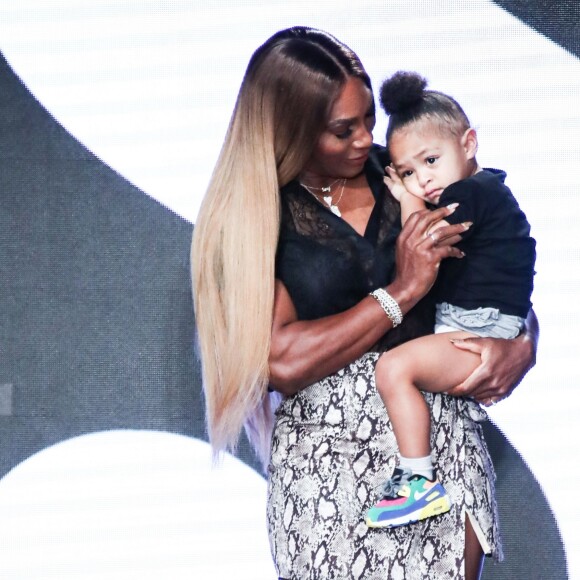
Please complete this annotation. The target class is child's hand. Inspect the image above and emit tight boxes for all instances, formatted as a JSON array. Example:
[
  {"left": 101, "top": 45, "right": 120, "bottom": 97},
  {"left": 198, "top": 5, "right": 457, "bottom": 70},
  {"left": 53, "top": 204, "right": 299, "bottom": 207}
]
[
  {"left": 385, "top": 164, "right": 430, "bottom": 226},
  {"left": 384, "top": 165, "right": 409, "bottom": 202}
]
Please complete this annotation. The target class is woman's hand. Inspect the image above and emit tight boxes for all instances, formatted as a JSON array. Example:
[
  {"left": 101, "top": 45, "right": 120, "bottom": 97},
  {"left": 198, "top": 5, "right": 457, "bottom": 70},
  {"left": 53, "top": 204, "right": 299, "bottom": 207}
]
[
  {"left": 446, "top": 309, "right": 539, "bottom": 405},
  {"left": 386, "top": 205, "right": 469, "bottom": 312}
]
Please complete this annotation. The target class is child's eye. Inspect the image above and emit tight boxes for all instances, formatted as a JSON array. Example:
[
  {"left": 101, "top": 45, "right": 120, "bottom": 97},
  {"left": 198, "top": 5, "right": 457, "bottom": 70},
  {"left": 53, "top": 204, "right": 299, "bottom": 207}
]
[
  {"left": 426, "top": 157, "right": 437, "bottom": 165},
  {"left": 402, "top": 170, "right": 413, "bottom": 178}
]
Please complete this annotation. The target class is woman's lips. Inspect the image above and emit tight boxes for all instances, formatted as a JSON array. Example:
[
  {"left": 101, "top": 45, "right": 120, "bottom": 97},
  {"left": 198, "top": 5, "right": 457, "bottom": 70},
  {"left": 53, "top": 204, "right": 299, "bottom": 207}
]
[{"left": 349, "top": 152, "right": 369, "bottom": 164}]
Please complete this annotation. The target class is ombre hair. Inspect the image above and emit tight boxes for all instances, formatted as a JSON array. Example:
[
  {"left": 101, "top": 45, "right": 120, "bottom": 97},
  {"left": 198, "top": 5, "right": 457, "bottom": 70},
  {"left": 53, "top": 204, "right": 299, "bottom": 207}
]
[{"left": 191, "top": 27, "right": 370, "bottom": 468}]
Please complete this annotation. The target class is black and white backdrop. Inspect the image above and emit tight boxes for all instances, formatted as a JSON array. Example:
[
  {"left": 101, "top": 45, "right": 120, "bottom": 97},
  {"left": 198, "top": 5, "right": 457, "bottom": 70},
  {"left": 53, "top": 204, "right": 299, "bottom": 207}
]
[{"left": 0, "top": 1, "right": 577, "bottom": 578}]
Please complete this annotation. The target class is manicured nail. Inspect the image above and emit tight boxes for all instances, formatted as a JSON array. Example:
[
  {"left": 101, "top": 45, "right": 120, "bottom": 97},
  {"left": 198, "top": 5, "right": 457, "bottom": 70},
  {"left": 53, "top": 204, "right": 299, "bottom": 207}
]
[
  {"left": 462, "top": 221, "right": 473, "bottom": 230},
  {"left": 446, "top": 203, "right": 459, "bottom": 211}
]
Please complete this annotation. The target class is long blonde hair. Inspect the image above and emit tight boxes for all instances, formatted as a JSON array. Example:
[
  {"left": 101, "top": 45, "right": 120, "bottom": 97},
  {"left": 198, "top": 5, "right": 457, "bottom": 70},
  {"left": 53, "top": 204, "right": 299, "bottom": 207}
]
[{"left": 191, "top": 27, "right": 371, "bottom": 468}]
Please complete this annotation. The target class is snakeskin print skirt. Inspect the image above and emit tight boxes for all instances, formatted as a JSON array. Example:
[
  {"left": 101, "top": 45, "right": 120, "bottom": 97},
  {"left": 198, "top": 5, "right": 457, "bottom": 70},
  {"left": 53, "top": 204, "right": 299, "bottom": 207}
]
[{"left": 267, "top": 352, "right": 502, "bottom": 580}]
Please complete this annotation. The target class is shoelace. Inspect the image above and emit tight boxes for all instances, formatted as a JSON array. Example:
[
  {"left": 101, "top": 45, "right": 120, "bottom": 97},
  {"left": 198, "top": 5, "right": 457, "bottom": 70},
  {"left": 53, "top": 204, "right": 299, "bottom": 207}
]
[{"left": 379, "top": 468, "right": 412, "bottom": 499}]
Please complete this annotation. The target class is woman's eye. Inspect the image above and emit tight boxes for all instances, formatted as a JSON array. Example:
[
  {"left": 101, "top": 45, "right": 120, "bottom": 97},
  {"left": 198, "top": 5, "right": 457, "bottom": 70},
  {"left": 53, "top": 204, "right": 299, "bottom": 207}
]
[{"left": 335, "top": 128, "right": 353, "bottom": 140}]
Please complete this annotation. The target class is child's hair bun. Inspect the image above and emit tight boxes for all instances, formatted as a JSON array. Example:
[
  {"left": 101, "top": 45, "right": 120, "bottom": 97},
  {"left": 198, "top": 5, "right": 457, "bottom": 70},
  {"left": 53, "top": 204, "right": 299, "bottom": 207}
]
[{"left": 379, "top": 71, "right": 428, "bottom": 115}]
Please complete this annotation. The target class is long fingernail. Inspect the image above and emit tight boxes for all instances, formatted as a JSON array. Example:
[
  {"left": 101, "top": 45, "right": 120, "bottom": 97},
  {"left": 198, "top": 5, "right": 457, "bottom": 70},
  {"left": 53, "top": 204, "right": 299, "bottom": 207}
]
[
  {"left": 446, "top": 203, "right": 459, "bottom": 211},
  {"left": 462, "top": 221, "right": 473, "bottom": 230}
]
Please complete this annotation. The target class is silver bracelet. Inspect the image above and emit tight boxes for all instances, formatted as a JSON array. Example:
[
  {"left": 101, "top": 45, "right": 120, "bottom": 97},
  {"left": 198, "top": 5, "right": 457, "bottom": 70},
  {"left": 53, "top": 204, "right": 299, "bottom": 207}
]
[{"left": 370, "top": 288, "right": 403, "bottom": 327}]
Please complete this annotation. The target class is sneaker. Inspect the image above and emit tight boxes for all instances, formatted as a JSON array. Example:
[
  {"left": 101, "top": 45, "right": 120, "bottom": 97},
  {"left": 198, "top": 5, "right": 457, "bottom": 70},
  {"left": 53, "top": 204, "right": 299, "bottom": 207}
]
[{"left": 365, "top": 467, "right": 451, "bottom": 528}]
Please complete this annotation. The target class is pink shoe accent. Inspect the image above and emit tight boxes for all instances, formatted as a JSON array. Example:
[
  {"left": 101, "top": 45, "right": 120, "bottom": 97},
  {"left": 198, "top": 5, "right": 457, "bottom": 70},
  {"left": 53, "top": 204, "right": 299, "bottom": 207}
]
[{"left": 376, "top": 496, "right": 407, "bottom": 507}]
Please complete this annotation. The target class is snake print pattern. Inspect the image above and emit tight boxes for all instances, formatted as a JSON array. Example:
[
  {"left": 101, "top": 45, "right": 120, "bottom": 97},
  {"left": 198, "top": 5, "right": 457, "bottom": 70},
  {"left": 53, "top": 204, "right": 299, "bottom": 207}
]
[{"left": 267, "top": 353, "right": 502, "bottom": 580}]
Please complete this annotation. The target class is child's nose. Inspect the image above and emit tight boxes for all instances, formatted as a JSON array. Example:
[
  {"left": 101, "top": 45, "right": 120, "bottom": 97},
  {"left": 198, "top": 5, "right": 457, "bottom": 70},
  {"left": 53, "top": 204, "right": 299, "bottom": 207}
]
[{"left": 417, "top": 170, "right": 431, "bottom": 187}]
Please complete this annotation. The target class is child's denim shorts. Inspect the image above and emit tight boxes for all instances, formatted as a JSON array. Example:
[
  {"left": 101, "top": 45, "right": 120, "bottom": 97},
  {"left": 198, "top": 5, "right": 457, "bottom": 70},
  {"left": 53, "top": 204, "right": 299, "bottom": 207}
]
[{"left": 434, "top": 302, "right": 525, "bottom": 339}]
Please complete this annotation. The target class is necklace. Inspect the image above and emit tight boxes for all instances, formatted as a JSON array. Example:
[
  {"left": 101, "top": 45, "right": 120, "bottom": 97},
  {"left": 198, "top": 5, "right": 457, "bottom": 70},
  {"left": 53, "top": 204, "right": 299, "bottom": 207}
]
[
  {"left": 301, "top": 178, "right": 346, "bottom": 217},
  {"left": 299, "top": 177, "right": 341, "bottom": 193}
]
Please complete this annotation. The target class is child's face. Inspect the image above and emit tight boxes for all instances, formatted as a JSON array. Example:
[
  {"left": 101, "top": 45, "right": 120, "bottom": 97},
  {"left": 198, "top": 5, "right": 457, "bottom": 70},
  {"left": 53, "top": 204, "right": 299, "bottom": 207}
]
[{"left": 389, "top": 121, "right": 478, "bottom": 205}]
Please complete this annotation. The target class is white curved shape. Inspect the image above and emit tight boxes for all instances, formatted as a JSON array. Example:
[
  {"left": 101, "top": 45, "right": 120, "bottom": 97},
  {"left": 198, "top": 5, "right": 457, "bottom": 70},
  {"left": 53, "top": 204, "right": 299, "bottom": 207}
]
[{"left": 0, "top": 431, "right": 275, "bottom": 579}]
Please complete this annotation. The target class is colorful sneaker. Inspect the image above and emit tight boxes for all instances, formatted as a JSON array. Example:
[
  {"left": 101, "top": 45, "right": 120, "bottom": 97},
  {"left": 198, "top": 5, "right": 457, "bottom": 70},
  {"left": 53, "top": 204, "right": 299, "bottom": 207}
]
[{"left": 365, "top": 467, "right": 451, "bottom": 528}]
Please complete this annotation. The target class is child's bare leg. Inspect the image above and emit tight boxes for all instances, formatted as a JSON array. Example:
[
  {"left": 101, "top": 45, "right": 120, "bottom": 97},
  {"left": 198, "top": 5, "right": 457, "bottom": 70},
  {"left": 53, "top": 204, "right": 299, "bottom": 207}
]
[
  {"left": 366, "top": 331, "right": 481, "bottom": 528},
  {"left": 375, "top": 331, "right": 480, "bottom": 459}
]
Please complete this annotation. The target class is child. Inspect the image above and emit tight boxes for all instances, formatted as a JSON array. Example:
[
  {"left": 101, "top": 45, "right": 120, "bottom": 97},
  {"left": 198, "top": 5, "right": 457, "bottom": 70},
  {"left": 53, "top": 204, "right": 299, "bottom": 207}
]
[{"left": 365, "top": 71, "right": 536, "bottom": 528}]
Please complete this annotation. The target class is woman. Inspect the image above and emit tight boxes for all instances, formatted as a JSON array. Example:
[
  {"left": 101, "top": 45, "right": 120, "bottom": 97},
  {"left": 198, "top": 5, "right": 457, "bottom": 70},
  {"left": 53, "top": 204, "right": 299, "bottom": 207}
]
[{"left": 191, "top": 27, "right": 537, "bottom": 580}]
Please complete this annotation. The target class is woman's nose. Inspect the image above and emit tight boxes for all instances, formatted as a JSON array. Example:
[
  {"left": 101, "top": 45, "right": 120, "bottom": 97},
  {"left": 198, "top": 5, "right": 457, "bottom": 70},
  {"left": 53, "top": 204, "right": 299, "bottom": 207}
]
[{"left": 354, "top": 124, "right": 372, "bottom": 149}]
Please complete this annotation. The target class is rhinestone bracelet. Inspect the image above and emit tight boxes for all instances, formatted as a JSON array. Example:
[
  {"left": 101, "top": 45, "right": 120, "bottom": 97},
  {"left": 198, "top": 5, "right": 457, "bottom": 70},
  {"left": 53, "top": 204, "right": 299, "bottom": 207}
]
[{"left": 370, "top": 288, "right": 403, "bottom": 327}]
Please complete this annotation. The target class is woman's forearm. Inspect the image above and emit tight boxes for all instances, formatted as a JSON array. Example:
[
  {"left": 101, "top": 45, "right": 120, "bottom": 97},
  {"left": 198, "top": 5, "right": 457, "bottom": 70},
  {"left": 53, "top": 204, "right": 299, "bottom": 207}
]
[
  {"left": 268, "top": 281, "right": 418, "bottom": 396},
  {"left": 522, "top": 307, "right": 539, "bottom": 367}
]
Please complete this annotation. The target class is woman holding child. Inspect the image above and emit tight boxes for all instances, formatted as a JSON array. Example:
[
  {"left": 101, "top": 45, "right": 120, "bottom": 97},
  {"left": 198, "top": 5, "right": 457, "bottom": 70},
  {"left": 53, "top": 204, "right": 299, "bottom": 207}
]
[{"left": 191, "top": 26, "right": 537, "bottom": 580}]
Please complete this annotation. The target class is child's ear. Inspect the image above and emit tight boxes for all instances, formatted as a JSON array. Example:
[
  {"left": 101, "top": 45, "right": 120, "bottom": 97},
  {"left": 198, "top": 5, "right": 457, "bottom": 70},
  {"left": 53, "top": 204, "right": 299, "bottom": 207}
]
[{"left": 462, "top": 128, "right": 478, "bottom": 159}]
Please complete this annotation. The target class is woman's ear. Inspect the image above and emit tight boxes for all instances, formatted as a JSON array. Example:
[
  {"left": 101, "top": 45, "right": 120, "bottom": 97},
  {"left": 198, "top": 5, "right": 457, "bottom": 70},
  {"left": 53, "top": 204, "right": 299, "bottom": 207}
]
[{"left": 462, "top": 128, "right": 478, "bottom": 160}]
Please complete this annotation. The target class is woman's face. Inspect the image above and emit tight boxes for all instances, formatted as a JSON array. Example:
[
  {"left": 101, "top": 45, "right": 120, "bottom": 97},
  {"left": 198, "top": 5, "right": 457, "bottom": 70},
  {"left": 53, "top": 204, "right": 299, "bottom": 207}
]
[{"left": 302, "top": 77, "right": 375, "bottom": 182}]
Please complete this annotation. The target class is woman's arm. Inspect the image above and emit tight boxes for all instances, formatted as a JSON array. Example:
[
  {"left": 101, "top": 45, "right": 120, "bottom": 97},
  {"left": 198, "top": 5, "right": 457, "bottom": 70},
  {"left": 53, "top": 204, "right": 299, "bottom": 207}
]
[
  {"left": 269, "top": 204, "right": 469, "bottom": 396},
  {"left": 446, "top": 308, "right": 539, "bottom": 405}
]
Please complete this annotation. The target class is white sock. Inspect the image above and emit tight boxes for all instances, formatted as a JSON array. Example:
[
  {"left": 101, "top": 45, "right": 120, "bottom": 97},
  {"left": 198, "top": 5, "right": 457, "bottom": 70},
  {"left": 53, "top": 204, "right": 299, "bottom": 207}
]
[{"left": 399, "top": 454, "right": 434, "bottom": 481}]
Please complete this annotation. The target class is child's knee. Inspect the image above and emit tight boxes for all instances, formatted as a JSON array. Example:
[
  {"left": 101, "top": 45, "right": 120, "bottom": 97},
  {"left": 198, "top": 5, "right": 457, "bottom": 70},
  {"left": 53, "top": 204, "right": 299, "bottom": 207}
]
[{"left": 375, "top": 351, "right": 410, "bottom": 391}]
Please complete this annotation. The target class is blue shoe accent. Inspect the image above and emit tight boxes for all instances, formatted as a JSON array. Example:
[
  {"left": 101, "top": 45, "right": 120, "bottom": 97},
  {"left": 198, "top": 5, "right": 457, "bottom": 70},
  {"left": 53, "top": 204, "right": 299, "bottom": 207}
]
[{"left": 366, "top": 468, "right": 451, "bottom": 528}]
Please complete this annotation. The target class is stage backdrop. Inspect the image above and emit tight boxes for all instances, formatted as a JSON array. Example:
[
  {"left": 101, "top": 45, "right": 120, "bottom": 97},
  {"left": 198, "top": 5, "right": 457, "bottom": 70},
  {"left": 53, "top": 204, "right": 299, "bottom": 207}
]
[{"left": 0, "top": 1, "right": 577, "bottom": 578}]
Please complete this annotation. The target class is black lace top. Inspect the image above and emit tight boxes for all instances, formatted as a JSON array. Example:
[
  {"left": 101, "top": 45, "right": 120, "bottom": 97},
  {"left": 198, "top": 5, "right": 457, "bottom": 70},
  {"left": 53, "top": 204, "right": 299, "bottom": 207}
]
[{"left": 275, "top": 144, "right": 434, "bottom": 352}]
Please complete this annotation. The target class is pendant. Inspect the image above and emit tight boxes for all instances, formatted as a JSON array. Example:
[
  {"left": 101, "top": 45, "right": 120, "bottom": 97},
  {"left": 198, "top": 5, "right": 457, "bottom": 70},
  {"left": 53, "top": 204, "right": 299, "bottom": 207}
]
[{"left": 323, "top": 195, "right": 341, "bottom": 217}]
